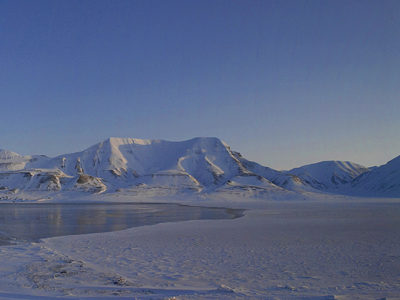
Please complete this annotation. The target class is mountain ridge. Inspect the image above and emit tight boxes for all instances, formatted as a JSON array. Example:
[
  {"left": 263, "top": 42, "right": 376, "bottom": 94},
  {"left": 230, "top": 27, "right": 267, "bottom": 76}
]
[
  {"left": 288, "top": 160, "right": 370, "bottom": 191},
  {"left": 1, "top": 137, "right": 399, "bottom": 198}
]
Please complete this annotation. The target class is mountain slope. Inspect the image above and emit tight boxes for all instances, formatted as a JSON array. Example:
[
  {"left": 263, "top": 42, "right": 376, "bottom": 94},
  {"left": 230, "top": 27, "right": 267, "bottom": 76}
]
[
  {"left": 41, "top": 137, "right": 248, "bottom": 189},
  {"left": 233, "top": 153, "right": 314, "bottom": 192},
  {"left": 352, "top": 155, "right": 400, "bottom": 196},
  {"left": 288, "top": 161, "right": 370, "bottom": 191},
  {"left": 0, "top": 149, "right": 50, "bottom": 171},
  {"left": 1, "top": 138, "right": 399, "bottom": 198},
  {"left": 0, "top": 149, "right": 27, "bottom": 171},
  {"left": 1, "top": 137, "right": 286, "bottom": 196}
]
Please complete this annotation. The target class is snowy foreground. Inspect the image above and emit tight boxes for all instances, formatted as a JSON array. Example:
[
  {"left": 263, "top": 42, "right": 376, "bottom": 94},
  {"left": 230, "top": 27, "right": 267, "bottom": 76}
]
[{"left": 0, "top": 196, "right": 400, "bottom": 300}]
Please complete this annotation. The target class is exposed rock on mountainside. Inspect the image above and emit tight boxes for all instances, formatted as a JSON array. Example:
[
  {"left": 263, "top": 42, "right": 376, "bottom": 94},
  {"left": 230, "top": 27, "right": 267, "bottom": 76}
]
[{"left": 0, "top": 138, "right": 399, "bottom": 198}]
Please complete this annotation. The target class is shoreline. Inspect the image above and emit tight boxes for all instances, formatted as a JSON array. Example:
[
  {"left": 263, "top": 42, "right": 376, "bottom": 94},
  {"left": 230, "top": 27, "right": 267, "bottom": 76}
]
[{"left": 0, "top": 197, "right": 399, "bottom": 299}]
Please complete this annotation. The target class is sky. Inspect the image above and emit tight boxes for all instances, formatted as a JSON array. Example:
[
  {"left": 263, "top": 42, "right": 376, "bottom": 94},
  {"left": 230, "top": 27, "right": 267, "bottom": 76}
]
[{"left": 1, "top": 0, "right": 399, "bottom": 170}]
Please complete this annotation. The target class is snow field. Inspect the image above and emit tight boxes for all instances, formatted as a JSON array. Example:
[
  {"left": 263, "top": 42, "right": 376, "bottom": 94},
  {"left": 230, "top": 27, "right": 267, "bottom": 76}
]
[{"left": 0, "top": 200, "right": 398, "bottom": 299}]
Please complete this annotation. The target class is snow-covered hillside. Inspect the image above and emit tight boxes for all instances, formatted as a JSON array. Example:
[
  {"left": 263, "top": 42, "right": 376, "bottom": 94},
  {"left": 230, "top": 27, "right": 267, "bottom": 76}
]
[
  {"left": 0, "top": 149, "right": 48, "bottom": 171},
  {"left": 236, "top": 156, "right": 313, "bottom": 192},
  {"left": 352, "top": 155, "right": 400, "bottom": 196},
  {"left": 0, "top": 138, "right": 291, "bottom": 197},
  {"left": 1, "top": 137, "right": 400, "bottom": 198},
  {"left": 288, "top": 161, "right": 370, "bottom": 191}
]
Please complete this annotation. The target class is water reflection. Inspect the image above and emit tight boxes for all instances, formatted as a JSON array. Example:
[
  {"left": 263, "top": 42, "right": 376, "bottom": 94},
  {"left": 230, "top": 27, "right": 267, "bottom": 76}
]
[{"left": 0, "top": 203, "right": 243, "bottom": 245}]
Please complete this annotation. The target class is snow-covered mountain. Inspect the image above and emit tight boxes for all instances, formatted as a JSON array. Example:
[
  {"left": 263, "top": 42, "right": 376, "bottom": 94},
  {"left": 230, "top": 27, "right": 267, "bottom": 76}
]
[
  {"left": 0, "top": 137, "right": 302, "bottom": 197},
  {"left": 288, "top": 161, "right": 370, "bottom": 191},
  {"left": 1, "top": 137, "right": 399, "bottom": 198},
  {"left": 237, "top": 156, "right": 315, "bottom": 192},
  {"left": 351, "top": 155, "right": 400, "bottom": 196}
]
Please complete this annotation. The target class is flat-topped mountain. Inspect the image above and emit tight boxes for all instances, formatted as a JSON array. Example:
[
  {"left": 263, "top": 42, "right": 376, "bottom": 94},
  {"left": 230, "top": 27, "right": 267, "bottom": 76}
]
[
  {"left": 0, "top": 137, "right": 303, "bottom": 196},
  {"left": 0, "top": 137, "right": 399, "bottom": 198}
]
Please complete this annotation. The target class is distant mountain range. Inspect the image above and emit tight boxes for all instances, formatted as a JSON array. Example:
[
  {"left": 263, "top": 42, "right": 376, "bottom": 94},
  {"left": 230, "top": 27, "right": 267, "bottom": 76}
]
[{"left": 0, "top": 137, "right": 399, "bottom": 198}]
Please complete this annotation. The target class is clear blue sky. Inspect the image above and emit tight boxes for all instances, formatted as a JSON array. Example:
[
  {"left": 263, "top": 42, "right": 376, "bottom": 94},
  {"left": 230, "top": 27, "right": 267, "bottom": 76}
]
[{"left": 1, "top": 0, "right": 399, "bottom": 169}]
